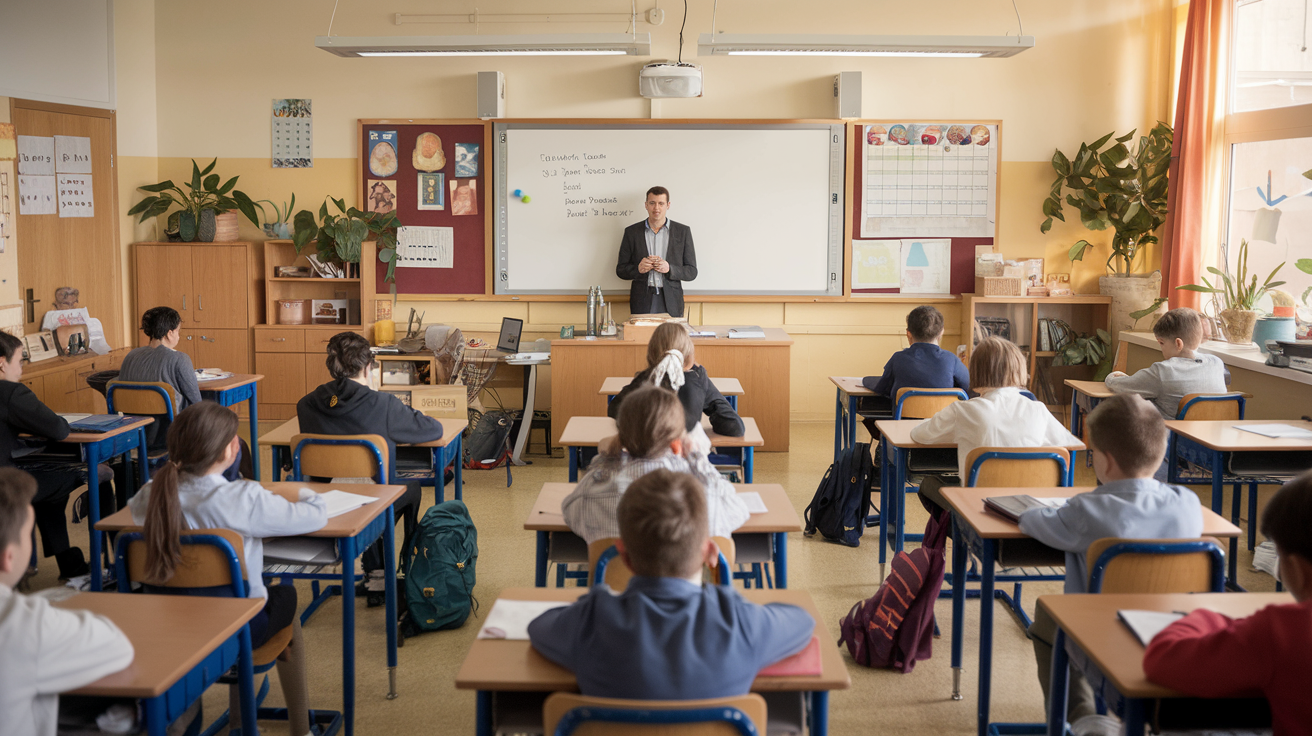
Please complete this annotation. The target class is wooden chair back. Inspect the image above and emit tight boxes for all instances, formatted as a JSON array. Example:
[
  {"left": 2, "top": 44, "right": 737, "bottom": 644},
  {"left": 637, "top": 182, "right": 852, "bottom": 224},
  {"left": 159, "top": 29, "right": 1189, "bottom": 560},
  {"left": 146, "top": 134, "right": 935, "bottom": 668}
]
[
  {"left": 587, "top": 536, "right": 738, "bottom": 590},
  {"left": 1086, "top": 537, "right": 1227, "bottom": 594},
  {"left": 894, "top": 387, "right": 967, "bottom": 420},
  {"left": 120, "top": 528, "right": 247, "bottom": 590},
  {"left": 1176, "top": 393, "right": 1246, "bottom": 421},
  {"left": 543, "top": 692, "right": 767, "bottom": 736},
  {"left": 106, "top": 380, "right": 178, "bottom": 417},
  {"left": 290, "top": 433, "right": 390, "bottom": 483},
  {"left": 964, "top": 447, "right": 1071, "bottom": 488}
]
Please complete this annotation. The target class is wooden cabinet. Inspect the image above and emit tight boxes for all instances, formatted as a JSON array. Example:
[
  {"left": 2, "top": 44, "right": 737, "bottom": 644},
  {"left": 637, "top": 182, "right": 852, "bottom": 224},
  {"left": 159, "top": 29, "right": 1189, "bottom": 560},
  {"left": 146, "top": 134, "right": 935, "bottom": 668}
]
[
  {"left": 184, "top": 328, "right": 249, "bottom": 373},
  {"left": 20, "top": 350, "right": 127, "bottom": 416}
]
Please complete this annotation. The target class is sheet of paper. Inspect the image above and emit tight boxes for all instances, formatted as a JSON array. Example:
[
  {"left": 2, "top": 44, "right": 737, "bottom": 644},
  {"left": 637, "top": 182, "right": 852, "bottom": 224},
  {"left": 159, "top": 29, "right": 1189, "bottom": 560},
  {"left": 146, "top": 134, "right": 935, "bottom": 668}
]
[
  {"left": 477, "top": 599, "right": 572, "bottom": 640},
  {"left": 54, "top": 135, "right": 92, "bottom": 174},
  {"left": 318, "top": 489, "right": 378, "bottom": 518},
  {"left": 737, "top": 491, "right": 769, "bottom": 514},
  {"left": 272, "top": 98, "right": 314, "bottom": 168},
  {"left": 18, "top": 175, "right": 56, "bottom": 215},
  {"left": 900, "top": 238, "right": 951, "bottom": 294},
  {"left": 195, "top": 369, "right": 235, "bottom": 382},
  {"left": 58, "top": 413, "right": 93, "bottom": 422},
  {"left": 397, "top": 226, "right": 454, "bottom": 268},
  {"left": 57, "top": 174, "right": 93, "bottom": 217},
  {"left": 1117, "top": 609, "right": 1185, "bottom": 647},
  {"left": 263, "top": 537, "right": 338, "bottom": 564},
  {"left": 690, "top": 329, "right": 717, "bottom": 337},
  {"left": 1035, "top": 497, "right": 1068, "bottom": 508},
  {"left": 852, "top": 239, "right": 901, "bottom": 289},
  {"left": 1234, "top": 424, "right": 1312, "bottom": 440},
  {"left": 17, "top": 135, "right": 54, "bottom": 175}
]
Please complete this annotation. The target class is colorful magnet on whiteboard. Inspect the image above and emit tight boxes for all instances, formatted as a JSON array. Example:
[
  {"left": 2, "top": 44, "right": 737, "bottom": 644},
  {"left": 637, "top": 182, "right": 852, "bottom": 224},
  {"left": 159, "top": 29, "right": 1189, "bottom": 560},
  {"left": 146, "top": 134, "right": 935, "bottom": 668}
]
[
  {"left": 521, "top": 195, "right": 531, "bottom": 203},
  {"left": 513, "top": 189, "right": 523, "bottom": 197}
]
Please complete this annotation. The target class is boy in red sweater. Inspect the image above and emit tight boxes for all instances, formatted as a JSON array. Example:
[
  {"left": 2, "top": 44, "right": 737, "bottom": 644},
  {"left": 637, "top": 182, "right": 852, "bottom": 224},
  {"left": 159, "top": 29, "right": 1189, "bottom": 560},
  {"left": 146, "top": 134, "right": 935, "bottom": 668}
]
[{"left": 1143, "top": 468, "right": 1312, "bottom": 735}]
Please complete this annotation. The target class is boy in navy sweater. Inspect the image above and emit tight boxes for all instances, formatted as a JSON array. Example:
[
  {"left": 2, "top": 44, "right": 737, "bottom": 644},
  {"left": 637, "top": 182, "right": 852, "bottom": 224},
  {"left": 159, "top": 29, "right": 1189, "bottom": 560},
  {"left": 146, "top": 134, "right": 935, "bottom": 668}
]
[{"left": 860, "top": 306, "right": 970, "bottom": 439}]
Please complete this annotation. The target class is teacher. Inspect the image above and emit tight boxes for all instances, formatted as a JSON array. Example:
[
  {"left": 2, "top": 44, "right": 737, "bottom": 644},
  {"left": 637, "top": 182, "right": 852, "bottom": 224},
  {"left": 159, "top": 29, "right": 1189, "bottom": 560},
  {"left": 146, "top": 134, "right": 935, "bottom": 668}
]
[{"left": 616, "top": 186, "right": 697, "bottom": 317}]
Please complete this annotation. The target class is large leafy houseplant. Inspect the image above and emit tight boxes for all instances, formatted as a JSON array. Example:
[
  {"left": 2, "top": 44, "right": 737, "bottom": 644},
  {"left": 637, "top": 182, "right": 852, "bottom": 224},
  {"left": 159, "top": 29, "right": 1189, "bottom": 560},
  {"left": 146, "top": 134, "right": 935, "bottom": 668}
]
[
  {"left": 127, "top": 159, "right": 260, "bottom": 241},
  {"left": 1053, "top": 328, "right": 1114, "bottom": 381},
  {"left": 291, "top": 197, "right": 400, "bottom": 283}
]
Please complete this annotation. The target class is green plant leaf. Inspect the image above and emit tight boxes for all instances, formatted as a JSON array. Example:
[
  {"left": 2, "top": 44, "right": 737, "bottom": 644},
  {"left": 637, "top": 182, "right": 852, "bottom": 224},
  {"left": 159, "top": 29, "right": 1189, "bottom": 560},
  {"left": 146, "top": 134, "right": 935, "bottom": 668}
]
[
  {"left": 202, "top": 174, "right": 220, "bottom": 192},
  {"left": 1041, "top": 217, "right": 1053, "bottom": 234},
  {"left": 1304, "top": 168, "right": 1312, "bottom": 180},
  {"left": 333, "top": 197, "right": 347, "bottom": 213},
  {"left": 1052, "top": 150, "right": 1071, "bottom": 177},
  {"left": 1175, "top": 284, "right": 1221, "bottom": 292},
  {"left": 1069, "top": 240, "right": 1093, "bottom": 261},
  {"left": 291, "top": 209, "right": 318, "bottom": 251},
  {"left": 1129, "top": 298, "right": 1167, "bottom": 327},
  {"left": 1296, "top": 258, "right": 1312, "bottom": 275},
  {"left": 1302, "top": 285, "right": 1312, "bottom": 305},
  {"left": 200, "top": 158, "right": 216, "bottom": 177},
  {"left": 217, "top": 176, "right": 238, "bottom": 195},
  {"left": 1089, "top": 132, "right": 1114, "bottom": 151},
  {"left": 190, "top": 160, "right": 202, "bottom": 192},
  {"left": 1116, "top": 129, "right": 1137, "bottom": 143},
  {"left": 127, "top": 196, "right": 160, "bottom": 216},
  {"left": 231, "top": 190, "right": 261, "bottom": 227},
  {"left": 138, "top": 180, "right": 176, "bottom": 193}
]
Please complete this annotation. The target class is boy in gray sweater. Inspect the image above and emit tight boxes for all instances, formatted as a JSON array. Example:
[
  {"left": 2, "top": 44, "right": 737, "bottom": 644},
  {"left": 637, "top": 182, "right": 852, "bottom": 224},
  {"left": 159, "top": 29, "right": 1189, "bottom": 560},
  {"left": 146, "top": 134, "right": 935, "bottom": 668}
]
[
  {"left": 119, "top": 306, "right": 202, "bottom": 450},
  {"left": 1104, "top": 307, "right": 1228, "bottom": 420}
]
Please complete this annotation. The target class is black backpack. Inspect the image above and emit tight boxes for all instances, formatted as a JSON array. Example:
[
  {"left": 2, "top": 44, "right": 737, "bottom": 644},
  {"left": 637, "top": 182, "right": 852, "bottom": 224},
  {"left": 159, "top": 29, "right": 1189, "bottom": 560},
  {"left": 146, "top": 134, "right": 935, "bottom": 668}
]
[
  {"left": 804, "top": 442, "right": 874, "bottom": 547},
  {"left": 463, "top": 409, "right": 513, "bottom": 470}
]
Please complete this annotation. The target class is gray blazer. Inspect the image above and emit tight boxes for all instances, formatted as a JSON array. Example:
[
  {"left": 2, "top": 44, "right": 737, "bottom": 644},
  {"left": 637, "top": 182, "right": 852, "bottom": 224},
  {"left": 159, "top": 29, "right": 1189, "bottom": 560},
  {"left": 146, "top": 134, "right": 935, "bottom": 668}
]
[{"left": 616, "top": 219, "right": 697, "bottom": 317}]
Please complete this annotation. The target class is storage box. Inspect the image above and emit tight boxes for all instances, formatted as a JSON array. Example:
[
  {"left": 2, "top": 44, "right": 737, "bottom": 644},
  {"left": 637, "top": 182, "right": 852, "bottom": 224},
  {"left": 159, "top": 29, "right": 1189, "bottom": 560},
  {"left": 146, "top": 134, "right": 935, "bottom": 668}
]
[
  {"left": 406, "top": 385, "right": 468, "bottom": 420},
  {"left": 978, "top": 276, "right": 1025, "bottom": 296},
  {"left": 312, "top": 299, "right": 348, "bottom": 325},
  {"left": 622, "top": 316, "right": 688, "bottom": 343},
  {"left": 380, "top": 362, "right": 416, "bottom": 386},
  {"left": 276, "top": 299, "right": 311, "bottom": 325}
]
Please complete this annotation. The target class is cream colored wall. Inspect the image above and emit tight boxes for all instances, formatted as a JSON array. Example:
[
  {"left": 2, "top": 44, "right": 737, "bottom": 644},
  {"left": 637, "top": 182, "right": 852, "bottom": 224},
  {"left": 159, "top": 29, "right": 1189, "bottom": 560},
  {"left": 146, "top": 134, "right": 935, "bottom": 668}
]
[{"left": 128, "top": 0, "right": 1177, "bottom": 420}]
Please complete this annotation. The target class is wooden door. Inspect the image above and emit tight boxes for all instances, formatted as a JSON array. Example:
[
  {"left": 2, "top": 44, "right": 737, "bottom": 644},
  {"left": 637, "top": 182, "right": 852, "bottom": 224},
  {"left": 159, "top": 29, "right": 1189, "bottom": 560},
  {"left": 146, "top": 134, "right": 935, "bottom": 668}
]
[
  {"left": 193, "top": 328, "right": 250, "bottom": 373},
  {"left": 13, "top": 100, "right": 123, "bottom": 344},
  {"left": 134, "top": 245, "right": 193, "bottom": 338},
  {"left": 191, "top": 246, "right": 247, "bottom": 328}
]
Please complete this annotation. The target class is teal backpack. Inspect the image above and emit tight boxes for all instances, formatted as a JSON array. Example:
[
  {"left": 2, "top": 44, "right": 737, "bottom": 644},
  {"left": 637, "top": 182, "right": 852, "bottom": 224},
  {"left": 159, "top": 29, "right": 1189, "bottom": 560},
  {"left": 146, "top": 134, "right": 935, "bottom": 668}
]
[{"left": 403, "top": 500, "right": 478, "bottom": 633}]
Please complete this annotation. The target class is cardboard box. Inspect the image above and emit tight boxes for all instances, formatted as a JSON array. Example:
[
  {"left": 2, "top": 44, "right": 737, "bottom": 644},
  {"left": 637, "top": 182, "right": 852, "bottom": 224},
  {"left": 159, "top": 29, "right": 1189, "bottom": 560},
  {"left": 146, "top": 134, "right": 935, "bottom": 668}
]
[
  {"left": 979, "top": 276, "right": 1025, "bottom": 296},
  {"left": 406, "top": 385, "right": 467, "bottom": 420}
]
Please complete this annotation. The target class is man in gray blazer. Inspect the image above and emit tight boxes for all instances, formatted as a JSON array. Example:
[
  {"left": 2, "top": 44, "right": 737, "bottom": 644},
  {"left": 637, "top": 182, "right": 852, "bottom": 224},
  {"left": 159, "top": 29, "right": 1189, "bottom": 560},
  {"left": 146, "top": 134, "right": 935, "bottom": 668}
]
[{"left": 616, "top": 186, "right": 697, "bottom": 316}]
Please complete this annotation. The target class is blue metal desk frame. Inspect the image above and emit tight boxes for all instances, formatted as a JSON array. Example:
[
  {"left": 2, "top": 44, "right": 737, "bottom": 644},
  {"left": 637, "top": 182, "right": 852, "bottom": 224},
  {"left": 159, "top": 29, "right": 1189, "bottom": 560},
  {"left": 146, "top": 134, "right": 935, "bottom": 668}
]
[
  {"left": 532, "top": 529, "right": 788, "bottom": 589},
  {"left": 200, "top": 377, "right": 261, "bottom": 482},
  {"left": 80, "top": 423, "right": 150, "bottom": 591},
  {"left": 567, "top": 443, "right": 753, "bottom": 484},
  {"left": 831, "top": 379, "right": 873, "bottom": 466},
  {"left": 268, "top": 438, "right": 463, "bottom": 503},
  {"left": 148, "top": 620, "right": 256, "bottom": 736}
]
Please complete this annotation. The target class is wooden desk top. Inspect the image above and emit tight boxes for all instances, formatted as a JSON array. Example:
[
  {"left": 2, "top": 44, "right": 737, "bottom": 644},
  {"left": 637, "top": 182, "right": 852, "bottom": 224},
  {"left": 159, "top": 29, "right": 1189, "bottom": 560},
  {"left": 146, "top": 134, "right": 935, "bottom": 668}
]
[
  {"left": 95, "top": 481, "right": 406, "bottom": 538},
  {"left": 553, "top": 327, "right": 794, "bottom": 347},
  {"left": 197, "top": 373, "right": 263, "bottom": 391},
  {"left": 1038, "top": 592, "right": 1292, "bottom": 699},
  {"left": 1163, "top": 419, "right": 1312, "bottom": 451},
  {"left": 599, "top": 376, "right": 744, "bottom": 396},
  {"left": 875, "top": 419, "right": 1087, "bottom": 453},
  {"left": 525, "top": 482, "right": 801, "bottom": 534},
  {"left": 1065, "top": 380, "right": 1114, "bottom": 399},
  {"left": 828, "top": 376, "right": 874, "bottom": 397},
  {"left": 21, "top": 348, "right": 130, "bottom": 379},
  {"left": 559, "top": 416, "right": 764, "bottom": 448},
  {"left": 940, "top": 486, "right": 1242, "bottom": 540},
  {"left": 56, "top": 592, "right": 263, "bottom": 698},
  {"left": 454, "top": 587, "right": 849, "bottom": 693},
  {"left": 259, "top": 416, "right": 468, "bottom": 449},
  {"left": 63, "top": 415, "right": 154, "bottom": 444}
]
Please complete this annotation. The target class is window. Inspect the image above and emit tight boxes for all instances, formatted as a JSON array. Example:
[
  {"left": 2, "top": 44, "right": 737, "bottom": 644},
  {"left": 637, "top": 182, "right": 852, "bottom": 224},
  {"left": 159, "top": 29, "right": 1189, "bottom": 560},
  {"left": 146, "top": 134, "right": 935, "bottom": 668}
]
[
  {"left": 1232, "top": 0, "right": 1312, "bottom": 112},
  {"left": 1224, "top": 137, "right": 1312, "bottom": 306}
]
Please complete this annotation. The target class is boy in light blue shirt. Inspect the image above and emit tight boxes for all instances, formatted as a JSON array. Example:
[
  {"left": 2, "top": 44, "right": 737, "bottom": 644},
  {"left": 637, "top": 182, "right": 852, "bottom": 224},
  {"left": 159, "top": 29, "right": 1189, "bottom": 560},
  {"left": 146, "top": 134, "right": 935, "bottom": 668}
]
[
  {"left": 1020, "top": 393, "right": 1204, "bottom": 736},
  {"left": 1104, "top": 307, "right": 1228, "bottom": 420},
  {"left": 529, "top": 468, "right": 814, "bottom": 700}
]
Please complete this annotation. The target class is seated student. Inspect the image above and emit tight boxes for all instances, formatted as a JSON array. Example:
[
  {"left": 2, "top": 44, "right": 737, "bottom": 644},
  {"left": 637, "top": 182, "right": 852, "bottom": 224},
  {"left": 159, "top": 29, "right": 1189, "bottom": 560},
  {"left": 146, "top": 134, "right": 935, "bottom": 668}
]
[
  {"left": 608, "top": 321, "right": 744, "bottom": 444},
  {"left": 860, "top": 305, "right": 970, "bottom": 439},
  {"left": 912, "top": 336, "right": 1082, "bottom": 516},
  {"left": 0, "top": 332, "right": 112, "bottom": 580},
  {"left": 1143, "top": 469, "right": 1312, "bottom": 734},
  {"left": 297, "top": 331, "right": 437, "bottom": 605},
  {"left": 530, "top": 468, "right": 814, "bottom": 699},
  {"left": 1104, "top": 307, "right": 1228, "bottom": 420},
  {"left": 0, "top": 467, "right": 135, "bottom": 736},
  {"left": 1020, "top": 393, "right": 1204, "bottom": 736},
  {"left": 129, "top": 402, "right": 324, "bottom": 736},
  {"left": 565, "top": 385, "right": 750, "bottom": 545}
]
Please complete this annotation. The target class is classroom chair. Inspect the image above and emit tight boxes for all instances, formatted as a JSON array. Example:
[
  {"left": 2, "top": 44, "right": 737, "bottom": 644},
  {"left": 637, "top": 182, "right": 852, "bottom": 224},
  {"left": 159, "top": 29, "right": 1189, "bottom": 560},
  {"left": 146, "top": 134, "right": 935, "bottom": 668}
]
[
  {"left": 105, "top": 379, "right": 178, "bottom": 483},
  {"left": 1086, "top": 537, "right": 1227, "bottom": 594},
  {"left": 588, "top": 536, "right": 735, "bottom": 590},
  {"left": 115, "top": 529, "right": 337, "bottom": 736},
  {"left": 870, "top": 388, "right": 968, "bottom": 532},
  {"left": 543, "top": 692, "right": 767, "bottom": 735}
]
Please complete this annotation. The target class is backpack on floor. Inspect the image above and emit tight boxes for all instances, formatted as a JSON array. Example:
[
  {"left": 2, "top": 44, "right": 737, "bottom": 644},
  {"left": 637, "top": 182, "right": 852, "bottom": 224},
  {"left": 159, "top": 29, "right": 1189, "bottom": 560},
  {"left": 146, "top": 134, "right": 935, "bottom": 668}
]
[
  {"left": 463, "top": 409, "right": 513, "bottom": 470},
  {"left": 837, "top": 508, "right": 950, "bottom": 672},
  {"left": 401, "top": 500, "right": 479, "bottom": 634},
  {"left": 803, "top": 442, "right": 874, "bottom": 547}
]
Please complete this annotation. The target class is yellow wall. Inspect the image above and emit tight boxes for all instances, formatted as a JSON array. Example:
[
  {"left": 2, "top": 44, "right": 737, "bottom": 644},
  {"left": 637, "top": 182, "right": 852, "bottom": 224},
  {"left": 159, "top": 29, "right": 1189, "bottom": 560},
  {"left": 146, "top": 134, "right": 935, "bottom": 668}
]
[
  {"left": 116, "top": 0, "right": 1178, "bottom": 420},
  {"left": 0, "top": 97, "right": 19, "bottom": 319}
]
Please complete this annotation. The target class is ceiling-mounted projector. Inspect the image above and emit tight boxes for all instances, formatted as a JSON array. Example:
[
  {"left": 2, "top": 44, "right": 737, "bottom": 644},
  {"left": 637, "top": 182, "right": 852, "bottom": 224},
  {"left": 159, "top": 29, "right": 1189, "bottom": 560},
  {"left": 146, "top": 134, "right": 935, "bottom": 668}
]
[{"left": 639, "top": 61, "right": 703, "bottom": 98}]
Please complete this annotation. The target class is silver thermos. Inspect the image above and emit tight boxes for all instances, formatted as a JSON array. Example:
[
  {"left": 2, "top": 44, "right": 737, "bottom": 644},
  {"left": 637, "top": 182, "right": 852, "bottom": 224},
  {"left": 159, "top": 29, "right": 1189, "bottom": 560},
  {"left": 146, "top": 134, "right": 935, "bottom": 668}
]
[{"left": 586, "top": 286, "right": 598, "bottom": 336}]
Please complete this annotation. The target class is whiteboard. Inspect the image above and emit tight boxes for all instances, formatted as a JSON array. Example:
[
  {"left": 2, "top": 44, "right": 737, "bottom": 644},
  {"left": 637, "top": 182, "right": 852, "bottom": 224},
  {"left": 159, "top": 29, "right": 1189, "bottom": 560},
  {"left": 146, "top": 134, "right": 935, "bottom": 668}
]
[{"left": 494, "top": 123, "right": 845, "bottom": 296}]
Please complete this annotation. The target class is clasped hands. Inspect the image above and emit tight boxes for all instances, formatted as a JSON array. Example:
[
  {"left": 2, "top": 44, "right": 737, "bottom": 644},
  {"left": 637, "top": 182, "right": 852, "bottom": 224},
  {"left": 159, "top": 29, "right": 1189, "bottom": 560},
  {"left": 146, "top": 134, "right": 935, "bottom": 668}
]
[{"left": 638, "top": 255, "right": 670, "bottom": 274}]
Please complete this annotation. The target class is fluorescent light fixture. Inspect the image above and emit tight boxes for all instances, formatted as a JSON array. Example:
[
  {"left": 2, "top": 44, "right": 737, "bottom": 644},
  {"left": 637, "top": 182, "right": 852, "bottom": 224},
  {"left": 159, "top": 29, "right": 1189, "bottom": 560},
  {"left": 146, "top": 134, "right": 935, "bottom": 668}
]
[
  {"left": 698, "top": 33, "right": 1034, "bottom": 59},
  {"left": 316, "top": 33, "right": 651, "bottom": 57}
]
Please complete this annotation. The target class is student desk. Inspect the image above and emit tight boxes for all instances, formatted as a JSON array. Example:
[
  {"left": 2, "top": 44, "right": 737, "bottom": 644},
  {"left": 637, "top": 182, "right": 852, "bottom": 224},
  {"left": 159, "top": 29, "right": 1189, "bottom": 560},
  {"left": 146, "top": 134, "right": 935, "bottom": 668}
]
[
  {"left": 97, "top": 481, "right": 406, "bottom": 736},
  {"left": 600, "top": 375, "right": 743, "bottom": 410},
  {"left": 259, "top": 416, "right": 468, "bottom": 501},
  {"left": 58, "top": 416, "right": 154, "bottom": 591},
  {"left": 56, "top": 592, "right": 262, "bottom": 736},
  {"left": 198, "top": 373, "right": 263, "bottom": 480},
  {"left": 828, "top": 376, "right": 874, "bottom": 466},
  {"left": 557, "top": 415, "right": 765, "bottom": 483},
  {"left": 551, "top": 327, "right": 793, "bottom": 451},
  {"left": 525, "top": 482, "right": 801, "bottom": 588},
  {"left": 939, "top": 486, "right": 1243, "bottom": 736},
  {"left": 1063, "top": 379, "right": 1112, "bottom": 442},
  {"left": 455, "top": 587, "right": 850, "bottom": 736},
  {"left": 1042, "top": 592, "right": 1292, "bottom": 736}
]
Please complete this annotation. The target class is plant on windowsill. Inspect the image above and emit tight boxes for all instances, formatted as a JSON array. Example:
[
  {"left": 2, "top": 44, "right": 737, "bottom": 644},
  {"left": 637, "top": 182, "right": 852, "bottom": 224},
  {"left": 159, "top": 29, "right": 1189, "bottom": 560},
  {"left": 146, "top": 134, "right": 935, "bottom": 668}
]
[
  {"left": 291, "top": 197, "right": 400, "bottom": 286},
  {"left": 127, "top": 159, "right": 261, "bottom": 242},
  {"left": 1176, "top": 238, "right": 1285, "bottom": 344}
]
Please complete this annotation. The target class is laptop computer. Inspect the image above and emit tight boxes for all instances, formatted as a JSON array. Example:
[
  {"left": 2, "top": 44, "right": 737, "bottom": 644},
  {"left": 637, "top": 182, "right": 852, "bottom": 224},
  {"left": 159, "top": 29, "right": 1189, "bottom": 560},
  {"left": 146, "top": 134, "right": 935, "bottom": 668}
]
[{"left": 497, "top": 317, "right": 523, "bottom": 353}]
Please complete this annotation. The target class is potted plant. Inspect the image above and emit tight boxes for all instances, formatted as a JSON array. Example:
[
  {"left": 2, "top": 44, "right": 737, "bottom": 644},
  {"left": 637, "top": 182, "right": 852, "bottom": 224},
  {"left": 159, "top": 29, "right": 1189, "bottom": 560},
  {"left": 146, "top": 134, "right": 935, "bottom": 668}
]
[
  {"left": 1040, "top": 123, "right": 1173, "bottom": 340},
  {"left": 257, "top": 194, "right": 296, "bottom": 239},
  {"left": 291, "top": 197, "right": 400, "bottom": 284},
  {"left": 1176, "top": 238, "right": 1285, "bottom": 344},
  {"left": 127, "top": 159, "right": 260, "bottom": 242}
]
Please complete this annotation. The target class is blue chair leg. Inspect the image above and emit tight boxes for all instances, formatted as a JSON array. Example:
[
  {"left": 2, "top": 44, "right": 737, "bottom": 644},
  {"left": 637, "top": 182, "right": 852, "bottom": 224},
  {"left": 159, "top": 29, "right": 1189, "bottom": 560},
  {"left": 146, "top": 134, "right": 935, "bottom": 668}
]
[
  {"left": 555, "top": 563, "right": 567, "bottom": 588},
  {"left": 1248, "top": 481, "right": 1258, "bottom": 551}
]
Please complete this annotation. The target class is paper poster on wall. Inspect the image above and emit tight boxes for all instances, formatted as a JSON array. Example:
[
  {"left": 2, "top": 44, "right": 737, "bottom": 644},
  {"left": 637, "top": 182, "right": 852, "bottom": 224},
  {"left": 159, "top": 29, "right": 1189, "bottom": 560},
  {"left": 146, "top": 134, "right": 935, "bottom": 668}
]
[
  {"left": 454, "top": 143, "right": 480, "bottom": 177},
  {"left": 899, "top": 238, "right": 951, "bottom": 294},
  {"left": 18, "top": 175, "right": 56, "bottom": 215},
  {"left": 396, "top": 226, "right": 454, "bottom": 268},
  {"left": 0, "top": 172, "right": 10, "bottom": 251},
  {"left": 367, "top": 130, "right": 398, "bottom": 177},
  {"left": 366, "top": 180, "right": 396, "bottom": 214},
  {"left": 418, "top": 172, "right": 445, "bottom": 211},
  {"left": 413, "top": 132, "right": 445, "bottom": 172},
  {"left": 861, "top": 123, "right": 997, "bottom": 239},
  {"left": 0, "top": 124, "right": 15, "bottom": 160},
  {"left": 450, "top": 179, "right": 478, "bottom": 216},
  {"left": 17, "top": 136, "right": 54, "bottom": 175},
  {"left": 272, "top": 99, "right": 313, "bottom": 168},
  {"left": 851, "top": 239, "right": 901, "bottom": 289},
  {"left": 57, "top": 174, "right": 93, "bottom": 217},
  {"left": 54, "top": 136, "right": 92, "bottom": 174}
]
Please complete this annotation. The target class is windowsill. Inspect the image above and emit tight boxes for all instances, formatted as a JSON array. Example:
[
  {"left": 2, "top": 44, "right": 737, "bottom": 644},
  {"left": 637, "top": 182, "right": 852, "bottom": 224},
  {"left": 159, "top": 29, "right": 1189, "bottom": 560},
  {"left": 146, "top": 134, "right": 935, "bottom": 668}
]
[{"left": 1119, "top": 330, "right": 1312, "bottom": 387}]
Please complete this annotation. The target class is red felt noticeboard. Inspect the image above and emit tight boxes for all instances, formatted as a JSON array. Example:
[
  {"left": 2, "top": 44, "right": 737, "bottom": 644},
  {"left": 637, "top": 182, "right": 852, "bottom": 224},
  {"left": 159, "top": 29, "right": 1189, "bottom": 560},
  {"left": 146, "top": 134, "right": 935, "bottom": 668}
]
[
  {"left": 848, "top": 124, "right": 993, "bottom": 296},
  {"left": 361, "top": 121, "right": 487, "bottom": 295}
]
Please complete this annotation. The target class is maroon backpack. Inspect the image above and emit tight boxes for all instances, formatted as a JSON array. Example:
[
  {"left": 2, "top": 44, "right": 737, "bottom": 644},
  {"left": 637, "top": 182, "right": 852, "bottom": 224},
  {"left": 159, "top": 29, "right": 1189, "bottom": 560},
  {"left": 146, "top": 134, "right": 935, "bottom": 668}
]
[{"left": 837, "top": 508, "right": 949, "bottom": 672}]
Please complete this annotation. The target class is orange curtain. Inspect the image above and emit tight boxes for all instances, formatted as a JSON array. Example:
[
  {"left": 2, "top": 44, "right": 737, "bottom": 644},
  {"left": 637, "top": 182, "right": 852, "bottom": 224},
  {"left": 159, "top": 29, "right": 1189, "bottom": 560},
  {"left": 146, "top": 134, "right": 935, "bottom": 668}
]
[{"left": 1161, "top": 0, "right": 1231, "bottom": 310}]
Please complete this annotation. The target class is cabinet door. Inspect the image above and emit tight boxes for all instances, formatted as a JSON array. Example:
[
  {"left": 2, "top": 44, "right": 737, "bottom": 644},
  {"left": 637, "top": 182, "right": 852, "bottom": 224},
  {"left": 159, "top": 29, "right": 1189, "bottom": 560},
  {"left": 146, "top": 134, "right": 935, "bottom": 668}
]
[
  {"left": 255, "top": 353, "right": 306, "bottom": 405},
  {"left": 194, "top": 328, "right": 250, "bottom": 374},
  {"left": 176, "top": 330, "right": 200, "bottom": 363},
  {"left": 304, "top": 352, "right": 332, "bottom": 392},
  {"left": 42, "top": 369, "right": 80, "bottom": 414},
  {"left": 20, "top": 375, "right": 45, "bottom": 404},
  {"left": 192, "top": 246, "right": 247, "bottom": 328},
  {"left": 135, "top": 245, "right": 193, "bottom": 324}
]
